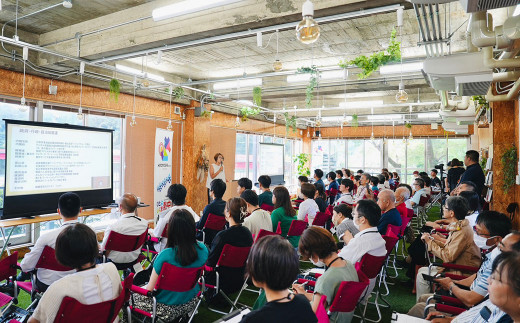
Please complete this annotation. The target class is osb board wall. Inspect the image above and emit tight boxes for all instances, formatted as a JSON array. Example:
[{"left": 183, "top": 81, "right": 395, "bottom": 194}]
[
  {"left": 514, "top": 100, "right": 520, "bottom": 230},
  {"left": 0, "top": 68, "right": 185, "bottom": 120},
  {"left": 210, "top": 126, "right": 237, "bottom": 202},
  {"left": 314, "top": 124, "right": 473, "bottom": 138},
  {"left": 125, "top": 116, "right": 182, "bottom": 221}
]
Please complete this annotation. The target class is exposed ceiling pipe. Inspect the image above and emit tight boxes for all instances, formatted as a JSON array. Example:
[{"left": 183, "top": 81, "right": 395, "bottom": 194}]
[
  {"left": 276, "top": 101, "right": 446, "bottom": 113},
  {"left": 482, "top": 46, "right": 520, "bottom": 69},
  {"left": 485, "top": 79, "right": 520, "bottom": 101},
  {"left": 470, "top": 11, "right": 520, "bottom": 49},
  {"left": 446, "top": 95, "right": 470, "bottom": 110}
]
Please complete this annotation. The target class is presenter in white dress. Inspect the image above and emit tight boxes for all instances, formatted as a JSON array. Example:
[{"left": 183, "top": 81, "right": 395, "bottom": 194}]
[{"left": 206, "top": 153, "right": 226, "bottom": 203}]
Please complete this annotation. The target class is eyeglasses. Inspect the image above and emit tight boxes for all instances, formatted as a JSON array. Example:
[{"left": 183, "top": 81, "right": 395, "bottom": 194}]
[{"left": 473, "top": 225, "right": 491, "bottom": 238}]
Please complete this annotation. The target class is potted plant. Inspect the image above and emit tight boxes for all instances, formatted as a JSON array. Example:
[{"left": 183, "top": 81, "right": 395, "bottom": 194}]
[
  {"left": 294, "top": 153, "right": 311, "bottom": 177},
  {"left": 297, "top": 66, "right": 319, "bottom": 108},
  {"left": 253, "top": 87, "right": 262, "bottom": 107},
  {"left": 109, "top": 79, "right": 121, "bottom": 102},
  {"left": 240, "top": 106, "right": 260, "bottom": 122},
  {"left": 284, "top": 112, "right": 297, "bottom": 134},
  {"left": 351, "top": 114, "right": 358, "bottom": 128}
]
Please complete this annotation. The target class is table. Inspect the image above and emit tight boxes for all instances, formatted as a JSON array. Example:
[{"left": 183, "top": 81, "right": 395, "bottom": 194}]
[{"left": 0, "top": 208, "right": 110, "bottom": 256}]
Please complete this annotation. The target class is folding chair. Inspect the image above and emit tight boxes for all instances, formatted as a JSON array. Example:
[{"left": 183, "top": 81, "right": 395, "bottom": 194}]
[
  {"left": 130, "top": 263, "right": 204, "bottom": 323},
  {"left": 316, "top": 295, "right": 330, "bottom": 323},
  {"left": 0, "top": 251, "right": 19, "bottom": 317},
  {"left": 55, "top": 273, "right": 134, "bottom": 323},
  {"left": 356, "top": 252, "right": 390, "bottom": 322},
  {"left": 16, "top": 246, "right": 73, "bottom": 305},
  {"left": 197, "top": 213, "right": 227, "bottom": 245},
  {"left": 260, "top": 204, "right": 274, "bottom": 212},
  {"left": 328, "top": 270, "right": 370, "bottom": 318},
  {"left": 311, "top": 212, "right": 330, "bottom": 227},
  {"left": 424, "top": 301, "right": 467, "bottom": 318},
  {"left": 102, "top": 229, "right": 148, "bottom": 276},
  {"left": 143, "top": 224, "right": 168, "bottom": 258},
  {"left": 204, "top": 244, "right": 251, "bottom": 315},
  {"left": 253, "top": 229, "right": 279, "bottom": 243}
]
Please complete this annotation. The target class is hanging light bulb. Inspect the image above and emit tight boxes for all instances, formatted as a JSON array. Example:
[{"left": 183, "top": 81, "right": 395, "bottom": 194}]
[
  {"left": 408, "top": 131, "right": 413, "bottom": 140},
  {"left": 77, "top": 72, "right": 84, "bottom": 120},
  {"left": 130, "top": 115, "right": 137, "bottom": 127},
  {"left": 18, "top": 96, "right": 28, "bottom": 112},
  {"left": 20, "top": 49, "right": 28, "bottom": 112},
  {"left": 273, "top": 59, "right": 283, "bottom": 72},
  {"left": 167, "top": 120, "right": 173, "bottom": 131},
  {"left": 402, "top": 136, "right": 407, "bottom": 143},
  {"left": 130, "top": 76, "right": 137, "bottom": 127},
  {"left": 307, "top": 129, "right": 310, "bottom": 138},
  {"left": 296, "top": 0, "right": 320, "bottom": 44},
  {"left": 167, "top": 85, "right": 173, "bottom": 131},
  {"left": 235, "top": 116, "right": 241, "bottom": 127},
  {"left": 396, "top": 82, "right": 409, "bottom": 103},
  {"left": 77, "top": 107, "right": 84, "bottom": 120},
  {"left": 370, "top": 132, "right": 375, "bottom": 141}
]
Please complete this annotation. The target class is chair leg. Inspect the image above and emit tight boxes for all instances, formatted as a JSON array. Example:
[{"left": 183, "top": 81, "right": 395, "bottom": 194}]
[{"left": 187, "top": 298, "right": 202, "bottom": 323}]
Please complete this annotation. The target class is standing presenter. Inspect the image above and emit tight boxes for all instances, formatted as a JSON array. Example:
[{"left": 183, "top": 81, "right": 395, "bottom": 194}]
[{"left": 206, "top": 153, "right": 226, "bottom": 203}]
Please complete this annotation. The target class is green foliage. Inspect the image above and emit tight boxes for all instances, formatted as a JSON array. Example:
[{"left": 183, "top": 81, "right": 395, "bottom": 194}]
[
  {"left": 200, "top": 110, "right": 212, "bottom": 118},
  {"left": 351, "top": 114, "right": 358, "bottom": 128},
  {"left": 297, "top": 66, "right": 319, "bottom": 108},
  {"left": 501, "top": 145, "right": 517, "bottom": 194},
  {"left": 284, "top": 112, "right": 297, "bottom": 134},
  {"left": 480, "top": 157, "right": 487, "bottom": 170},
  {"left": 294, "top": 153, "right": 311, "bottom": 177},
  {"left": 109, "top": 79, "right": 120, "bottom": 102},
  {"left": 240, "top": 106, "right": 260, "bottom": 121},
  {"left": 472, "top": 95, "right": 490, "bottom": 116},
  {"left": 253, "top": 87, "right": 262, "bottom": 107},
  {"left": 405, "top": 122, "right": 412, "bottom": 129},
  {"left": 172, "top": 87, "right": 184, "bottom": 99},
  {"left": 338, "top": 29, "right": 401, "bottom": 79}
]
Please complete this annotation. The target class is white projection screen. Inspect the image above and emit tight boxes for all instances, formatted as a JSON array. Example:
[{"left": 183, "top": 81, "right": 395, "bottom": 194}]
[{"left": 258, "top": 143, "right": 284, "bottom": 185}]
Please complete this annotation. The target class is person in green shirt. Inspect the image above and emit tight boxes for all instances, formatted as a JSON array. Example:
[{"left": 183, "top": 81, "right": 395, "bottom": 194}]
[
  {"left": 271, "top": 186, "right": 298, "bottom": 248},
  {"left": 257, "top": 175, "right": 273, "bottom": 207}
]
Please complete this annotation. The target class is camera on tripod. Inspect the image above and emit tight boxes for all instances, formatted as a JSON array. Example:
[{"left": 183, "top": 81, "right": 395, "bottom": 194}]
[{"left": 434, "top": 163, "right": 444, "bottom": 171}]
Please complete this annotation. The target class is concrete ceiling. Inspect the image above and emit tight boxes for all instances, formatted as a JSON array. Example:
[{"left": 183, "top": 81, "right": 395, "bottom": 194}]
[{"left": 0, "top": 0, "right": 478, "bottom": 126}]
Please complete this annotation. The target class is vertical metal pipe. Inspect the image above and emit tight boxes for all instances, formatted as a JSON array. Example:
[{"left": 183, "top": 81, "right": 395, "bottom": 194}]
[{"left": 421, "top": 5, "right": 432, "bottom": 42}]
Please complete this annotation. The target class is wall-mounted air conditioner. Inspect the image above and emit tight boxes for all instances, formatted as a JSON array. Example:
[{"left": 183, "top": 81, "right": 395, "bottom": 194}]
[{"left": 459, "top": 0, "right": 519, "bottom": 12}]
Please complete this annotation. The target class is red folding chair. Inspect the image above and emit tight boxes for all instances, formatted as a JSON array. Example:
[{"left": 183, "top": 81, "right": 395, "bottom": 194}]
[
  {"left": 355, "top": 253, "right": 388, "bottom": 323},
  {"left": 260, "top": 203, "right": 274, "bottom": 212},
  {"left": 0, "top": 251, "right": 18, "bottom": 315},
  {"left": 311, "top": 212, "right": 330, "bottom": 227},
  {"left": 55, "top": 273, "right": 134, "bottom": 323},
  {"left": 16, "top": 246, "right": 73, "bottom": 304},
  {"left": 328, "top": 269, "right": 370, "bottom": 316},
  {"left": 144, "top": 224, "right": 168, "bottom": 258},
  {"left": 203, "top": 244, "right": 251, "bottom": 315},
  {"left": 253, "top": 229, "right": 279, "bottom": 243},
  {"left": 325, "top": 205, "right": 334, "bottom": 216},
  {"left": 287, "top": 220, "right": 308, "bottom": 238},
  {"left": 130, "top": 264, "right": 204, "bottom": 323},
  {"left": 103, "top": 229, "right": 148, "bottom": 274},
  {"left": 316, "top": 295, "right": 330, "bottom": 323},
  {"left": 197, "top": 213, "right": 227, "bottom": 244}
]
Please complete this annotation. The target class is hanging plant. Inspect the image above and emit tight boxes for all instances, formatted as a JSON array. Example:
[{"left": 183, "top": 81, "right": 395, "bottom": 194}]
[
  {"left": 351, "top": 114, "right": 358, "bottom": 128},
  {"left": 253, "top": 87, "right": 262, "bottom": 107},
  {"left": 172, "top": 87, "right": 184, "bottom": 99},
  {"left": 472, "top": 95, "right": 490, "bottom": 116},
  {"left": 405, "top": 122, "right": 412, "bottom": 129},
  {"left": 284, "top": 112, "right": 297, "bottom": 134},
  {"left": 297, "top": 65, "right": 319, "bottom": 108},
  {"left": 109, "top": 79, "right": 121, "bottom": 102},
  {"left": 338, "top": 29, "right": 401, "bottom": 79},
  {"left": 240, "top": 106, "right": 260, "bottom": 122},
  {"left": 200, "top": 110, "right": 212, "bottom": 119},
  {"left": 501, "top": 145, "right": 517, "bottom": 194},
  {"left": 294, "top": 153, "right": 311, "bottom": 177}
]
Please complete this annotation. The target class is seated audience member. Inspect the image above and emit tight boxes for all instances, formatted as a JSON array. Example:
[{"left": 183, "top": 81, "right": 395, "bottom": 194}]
[
  {"left": 376, "top": 190, "right": 402, "bottom": 235},
  {"left": 410, "top": 178, "right": 427, "bottom": 209},
  {"left": 377, "top": 174, "right": 386, "bottom": 191},
  {"left": 399, "top": 183, "right": 414, "bottom": 209},
  {"left": 382, "top": 172, "right": 391, "bottom": 189},
  {"left": 354, "top": 173, "right": 371, "bottom": 202},
  {"left": 370, "top": 176, "right": 380, "bottom": 193},
  {"left": 27, "top": 224, "right": 121, "bottom": 323},
  {"left": 422, "top": 175, "right": 432, "bottom": 195},
  {"left": 408, "top": 212, "right": 515, "bottom": 318},
  {"left": 430, "top": 169, "right": 442, "bottom": 189},
  {"left": 196, "top": 179, "right": 227, "bottom": 244},
  {"left": 413, "top": 170, "right": 420, "bottom": 178},
  {"left": 155, "top": 184, "right": 199, "bottom": 251},
  {"left": 334, "top": 178, "right": 355, "bottom": 206},
  {"left": 240, "top": 235, "right": 317, "bottom": 323},
  {"left": 271, "top": 186, "right": 299, "bottom": 248},
  {"left": 100, "top": 193, "right": 148, "bottom": 264},
  {"left": 344, "top": 169, "right": 353, "bottom": 180},
  {"left": 392, "top": 172, "right": 400, "bottom": 183},
  {"left": 335, "top": 170, "right": 343, "bottom": 186},
  {"left": 356, "top": 169, "right": 364, "bottom": 176},
  {"left": 451, "top": 180, "right": 477, "bottom": 196},
  {"left": 237, "top": 177, "right": 253, "bottom": 196},
  {"left": 459, "top": 190, "right": 481, "bottom": 228},
  {"left": 206, "top": 198, "right": 253, "bottom": 295},
  {"left": 19, "top": 192, "right": 79, "bottom": 292},
  {"left": 241, "top": 189, "right": 273, "bottom": 237},
  {"left": 415, "top": 196, "right": 481, "bottom": 300},
  {"left": 395, "top": 187, "right": 411, "bottom": 218},
  {"left": 294, "top": 227, "right": 359, "bottom": 323},
  {"left": 297, "top": 175, "right": 309, "bottom": 200},
  {"left": 332, "top": 204, "right": 359, "bottom": 241},
  {"left": 130, "top": 210, "right": 208, "bottom": 322},
  {"left": 298, "top": 183, "right": 319, "bottom": 225},
  {"left": 338, "top": 200, "right": 386, "bottom": 264},
  {"left": 327, "top": 172, "right": 338, "bottom": 191},
  {"left": 257, "top": 175, "right": 273, "bottom": 207},
  {"left": 425, "top": 251, "right": 520, "bottom": 323},
  {"left": 314, "top": 184, "right": 328, "bottom": 213},
  {"left": 313, "top": 169, "right": 324, "bottom": 187}
]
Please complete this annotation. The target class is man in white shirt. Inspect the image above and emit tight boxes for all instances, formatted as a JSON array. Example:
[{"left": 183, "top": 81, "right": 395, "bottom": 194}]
[
  {"left": 100, "top": 193, "right": 149, "bottom": 264},
  {"left": 19, "top": 192, "right": 79, "bottom": 292},
  {"left": 334, "top": 179, "right": 355, "bottom": 206},
  {"left": 297, "top": 183, "right": 320, "bottom": 225},
  {"left": 354, "top": 173, "right": 371, "bottom": 202},
  {"left": 240, "top": 189, "right": 272, "bottom": 237},
  {"left": 152, "top": 184, "right": 200, "bottom": 252},
  {"left": 410, "top": 178, "right": 427, "bottom": 209}
]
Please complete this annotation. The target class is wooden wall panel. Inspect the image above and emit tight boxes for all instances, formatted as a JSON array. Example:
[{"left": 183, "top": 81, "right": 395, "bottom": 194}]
[
  {"left": 315, "top": 124, "right": 473, "bottom": 139},
  {"left": 210, "top": 126, "right": 237, "bottom": 202}
]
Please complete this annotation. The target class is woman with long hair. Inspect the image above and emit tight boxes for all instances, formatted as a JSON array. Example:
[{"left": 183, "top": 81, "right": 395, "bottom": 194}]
[{"left": 271, "top": 186, "right": 298, "bottom": 247}]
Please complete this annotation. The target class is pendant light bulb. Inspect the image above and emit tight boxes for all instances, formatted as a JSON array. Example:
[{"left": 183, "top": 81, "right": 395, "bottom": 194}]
[
  {"left": 19, "top": 97, "right": 27, "bottom": 112},
  {"left": 167, "top": 120, "right": 173, "bottom": 131},
  {"left": 396, "top": 82, "right": 408, "bottom": 103},
  {"left": 296, "top": 0, "right": 320, "bottom": 44},
  {"left": 130, "top": 115, "right": 137, "bottom": 127},
  {"left": 273, "top": 59, "right": 283, "bottom": 72},
  {"left": 235, "top": 116, "right": 241, "bottom": 127},
  {"left": 77, "top": 107, "right": 84, "bottom": 120},
  {"left": 306, "top": 130, "right": 310, "bottom": 138},
  {"left": 408, "top": 131, "right": 413, "bottom": 140},
  {"left": 370, "top": 132, "right": 375, "bottom": 141}
]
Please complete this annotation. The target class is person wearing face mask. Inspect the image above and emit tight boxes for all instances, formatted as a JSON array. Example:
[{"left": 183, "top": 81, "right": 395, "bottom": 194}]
[
  {"left": 407, "top": 212, "right": 515, "bottom": 318},
  {"left": 293, "top": 227, "right": 359, "bottom": 323},
  {"left": 331, "top": 204, "right": 359, "bottom": 244}
]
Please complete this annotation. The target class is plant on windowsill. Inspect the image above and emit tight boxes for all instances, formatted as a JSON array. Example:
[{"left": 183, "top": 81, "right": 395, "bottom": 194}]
[
  {"left": 501, "top": 145, "right": 517, "bottom": 194},
  {"left": 109, "top": 79, "right": 121, "bottom": 102},
  {"left": 240, "top": 106, "right": 260, "bottom": 122},
  {"left": 284, "top": 112, "right": 297, "bottom": 134},
  {"left": 297, "top": 65, "right": 319, "bottom": 108},
  {"left": 294, "top": 153, "right": 311, "bottom": 177},
  {"left": 338, "top": 28, "right": 401, "bottom": 79},
  {"left": 253, "top": 87, "right": 262, "bottom": 107}
]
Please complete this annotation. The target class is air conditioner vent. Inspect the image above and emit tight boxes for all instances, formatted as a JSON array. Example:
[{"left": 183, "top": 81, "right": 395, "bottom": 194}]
[
  {"left": 459, "top": 0, "right": 519, "bottom": 13},
  {"left": 456, "top": 81, "right": 492, "bottom": 96}
]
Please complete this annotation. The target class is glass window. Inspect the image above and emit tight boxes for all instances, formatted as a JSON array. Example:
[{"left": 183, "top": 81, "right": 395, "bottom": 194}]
[
  {"left": 235, "top": 133, "right": 247, "bottom": 179},
  {"left": 426, "top": 138, "right": 448, "bottom": 171},
  {"left": 284, "top": 139, "right": 292, "bottom": 185},
  {"left": 248, "top": 134, "right": 259, "bottom": 183},
  {"left": 448, "top": 138, "right": 468, "bottom": 162},
  {"left": 43, "top": 109, "right": 84, "bottom": 126},
  {"left": 388, "top": 139, "right": 406, "bottom": 180},
  {"left": 365, "top": 139, "right": 383, "bottom": 174},
  {"left": 311, "top": 139, "right": 327, "bottom": 171},
  {"left": 262, "top": 136, "right": 273, "bottom": 144},
  {"left": 347, "top": 140, "right": 364, "bottom": 170},
  {"left": 328, "top": 140, "right": 346, "bottom": 171},
  {"left": 406, "top": 139, "right": 426, "bottom": 183}
]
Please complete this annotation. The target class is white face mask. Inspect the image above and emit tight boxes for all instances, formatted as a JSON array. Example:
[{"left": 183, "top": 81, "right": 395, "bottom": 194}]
[
  {"left": 353, "top": 217, "right": 360, "bottom": 230},
  {"left": 473, "top": 232, "right": 495, "bottom": 250},
  {"left": 311, "top": 257, "right": 325, "bottom": 267}
]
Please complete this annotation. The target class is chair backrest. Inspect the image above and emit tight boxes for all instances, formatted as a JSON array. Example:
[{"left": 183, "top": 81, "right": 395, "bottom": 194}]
[
  {"left": 216, "top": 244, "right": 251, "bottom": 268},
  {"left": 316, "top": 295, "right": 330, "bottom": 323},
  {"left": 386, "top": 224, "right": 401, "bottom": 238},
  {"left": 160, "top": 224, "right": 168, "bottom": 238},
  {"left": 36, "top": 246, "right": 73, "bottom": 272},
  {"left": 407, "top": 208, "right": 414, "bottom": 218},
  {"left": 254, "top": 229, "right": 278, "bottom": 243},
  {"left": 400, "top": 216, "right": 412, "bottom": 236},
  {"left": 419, "top": 194, "right": 430, "bottom": 207},
  {"left": 356, "top": 254, "right": 387, "bottom": 279},
  {"left": 204, "top": 213, "right": 227, "bottom": 231},
  {"left": 105, "top": 229, "right": 148, "bottom": 253},
  {"left": 312, "top": 212, "right": 329, "bottom": 227},
  {"left": 155, "top": 262, "right": 203, "bottom": 293},
  {"left": 0, "top": 251, "right": 18, "bottom": 281},
  {"left": 382, "top": 233, "right": 399, "bottom": 256},
  {"left": 260, "top": 204, "right": 274, "bottom": 212},
  {"left": 287, "top": 220, "right": 308, "bottom": 237},
  {"left": 325, "top": 205, "right": 334, "bottom": 216},
  {"left": 54, "top": 273, "right": 134, "bottom": 323},
  {"left": 329, "top": 269, "right": 370, "bottom": 313}
]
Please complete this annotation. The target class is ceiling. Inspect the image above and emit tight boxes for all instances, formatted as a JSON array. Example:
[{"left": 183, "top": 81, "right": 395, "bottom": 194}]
[{"left": 0, "top": 0, "right": 487, "bottom": 126}]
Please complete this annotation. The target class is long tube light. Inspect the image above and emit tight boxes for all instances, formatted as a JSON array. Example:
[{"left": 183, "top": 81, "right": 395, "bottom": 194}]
[
  {"left": 367, "top": 114, "right": 403, "bottom": 121},
  {"left": 213, "top": 78, "right": 262, "bottom": 90},
  {"left": 115, "top": 64, "right": 165, "bottom": 81},
  {"left": 339, "top": 100, "right": 384, "bottom": 109},
  {"left": 379, "top": 62, "right": 423, "bottom": 75},
  {"left": 287, "top": 70, "right": 347, "bottom": 83},
  {"left": 152, "top": 0, "right": 245, "bottom": 21}
]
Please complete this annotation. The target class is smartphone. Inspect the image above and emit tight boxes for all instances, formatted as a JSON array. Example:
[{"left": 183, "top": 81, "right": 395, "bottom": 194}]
[{"left": 421, "top": 273, "right": 443, "bottom": 283}]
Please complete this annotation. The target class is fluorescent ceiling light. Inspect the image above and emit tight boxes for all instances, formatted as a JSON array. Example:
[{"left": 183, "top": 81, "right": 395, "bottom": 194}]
[
  {"left": 514, "top": 5, "right": 520, "bottom": 17},
  {"left": 115, "top": 64, "right": 165, "bottom": 82},
  {"left": 339, "top": 100, "right": 384, "bottom": 109},
  {"left": 379, "top": 62, "right": 423, "bottom": 75},
  {"left": 367, "top": 114, "right": 402, "bottom": 121},
  {"left": 287, "top": 70, "right": 346, "bottom": 83},
  {"left": 213, "top": 78, "right": 262, "bottom": 90},
  {"left": 417, "top": 112, "right": 440, "bottom": 119},
  {"left": 322, "top": 116, "right": 352, "bottom": 122},
  {"left": 152, "top": 0, "right": 244, "bottom": 21},
  {"left": 236, "top": 100, "right": 255, "bottom": 106}
]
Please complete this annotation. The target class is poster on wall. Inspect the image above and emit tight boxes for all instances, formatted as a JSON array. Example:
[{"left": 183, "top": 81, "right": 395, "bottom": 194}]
[{"left": 154, "top": 128, "right": 174, "bottom": 223}]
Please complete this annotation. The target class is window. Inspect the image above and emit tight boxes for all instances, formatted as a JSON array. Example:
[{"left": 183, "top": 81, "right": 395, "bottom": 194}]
[
  {"left": 248, "top": 134, "right": 260, "bottom": 183},
  {"left": 234, "top": 133, "right": 247, "bottom": 180},
  {"left": 347, "top": 140, "right": 364, "bottom": 171},
  {"left": 43, "top": 108, "right": 84, "bottom": 126},
  {"left": 448, "top": 138, "right": 469, "bottom": 162},
  {"left": 365, "top": 140, "right": 383, "bottom": 174},
  {"left": 406, "top": 139, "right": 426, "bottom": 183},
  {"left": 388, "top": 139, "right": 406, "bottom": 180},
  {"left": 328, "top": 140, "right": 346, "bottom": 171}
]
